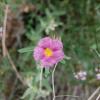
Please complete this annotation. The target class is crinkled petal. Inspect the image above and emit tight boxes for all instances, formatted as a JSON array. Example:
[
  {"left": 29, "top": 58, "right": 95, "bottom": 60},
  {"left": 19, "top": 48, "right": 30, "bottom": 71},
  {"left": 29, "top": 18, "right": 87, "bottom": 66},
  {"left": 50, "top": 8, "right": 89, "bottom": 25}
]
[
  {"left": 53, "top": 50, "right": 64, "bottom": 62},
  {"left": 33, "top": 37, "right": 64, "bottom": 68},
  {"left": 41, "top": 57, "right": 56, "bottom": 68},
  {"left": 51, "top": 39, "right": 63, "bottom": 50},
  {"left": 41, "top": 50, "right": 64, "bottom": 67},
  {"left": 38, "top": 37, "right": 52, "bottom": 48},
  {"left": 33, "top": 47, "right": 44, "bottom": 61}
]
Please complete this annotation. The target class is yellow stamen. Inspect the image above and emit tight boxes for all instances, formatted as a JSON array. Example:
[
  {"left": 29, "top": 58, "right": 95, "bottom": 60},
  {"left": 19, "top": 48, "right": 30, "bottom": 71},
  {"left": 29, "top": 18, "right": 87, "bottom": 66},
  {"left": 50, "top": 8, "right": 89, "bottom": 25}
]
[{"left": 44, "top": 48, "right": 53, "bottom": 57}]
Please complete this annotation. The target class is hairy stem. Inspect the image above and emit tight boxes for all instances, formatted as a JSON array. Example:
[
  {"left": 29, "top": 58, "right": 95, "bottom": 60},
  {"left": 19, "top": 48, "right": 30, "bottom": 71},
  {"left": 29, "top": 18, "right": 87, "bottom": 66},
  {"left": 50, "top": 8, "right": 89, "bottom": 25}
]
[
  {"left": 40, "top": 67, "right": 43, "bottom": 91},
  {"left": 52, "top": 63, "right": 58, "bottom": 100}
]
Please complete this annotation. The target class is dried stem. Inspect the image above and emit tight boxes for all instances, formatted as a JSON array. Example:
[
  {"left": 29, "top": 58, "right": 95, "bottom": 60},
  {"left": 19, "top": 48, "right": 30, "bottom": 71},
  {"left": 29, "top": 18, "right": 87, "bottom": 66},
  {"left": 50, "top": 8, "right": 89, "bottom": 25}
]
[
  {"left": 2, "top": 4, "right": 26, "bottom": 86},
  {"left": 55, "top": 95, "right": 80, "bottom": 98},
  {"left": 6, "top": 48, "right": 26, "bottom": 86},
  {"left": 96, "top": 93, "right": 100, "bottom": 100},
  {"left": 88, "top": 87, "right": 100, "bottom": 100},
  {"left": 2, "top": 4, "right": 8, "bottom": 57},
  {"left": 52, "top": 63, "right": 80, "bottom": 100}
]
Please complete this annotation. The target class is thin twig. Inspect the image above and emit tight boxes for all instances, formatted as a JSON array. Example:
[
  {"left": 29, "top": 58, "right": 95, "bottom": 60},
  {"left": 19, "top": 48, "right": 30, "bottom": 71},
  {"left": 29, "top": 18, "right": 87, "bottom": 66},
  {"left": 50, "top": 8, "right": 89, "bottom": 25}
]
[
  {"left": 55, "top": 94, "right": 80, "bottom": 98},
  {"left": 2, "top": 4, "right": 9, "bottom": 57},
  {"left": 39, "top": 67, "right": 43, "bottom": 91},
  {"left": 2, "top": 4, "right": 26, "bottom": 86},
  {"left": 52, "top": 63, "right": 58, "bottom": 100},
  {"left": 72, "top": 86, "right": 78, "bottom": 100},
  {"left": 52, "top": 63, "right": 80, "bottom": 100},
  {"left": 66, "top": 84, "right": 72, "bottom": 100},
  {"left": 6, "top": 48, "right": 26, "bottom": 86},
  {"left": 96, "top": 93, "right": 100, "bottom": 100},
  {"left": 88, "top": 87, "right": 100, "bottom": 100}
]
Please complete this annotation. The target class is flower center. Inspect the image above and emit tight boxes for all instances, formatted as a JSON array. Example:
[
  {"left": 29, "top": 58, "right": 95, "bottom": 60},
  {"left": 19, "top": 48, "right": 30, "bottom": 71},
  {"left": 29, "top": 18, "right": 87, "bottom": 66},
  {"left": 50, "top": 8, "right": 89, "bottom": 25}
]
[{"left": 44, "top": 48, "right": 53, "bottom": 57}]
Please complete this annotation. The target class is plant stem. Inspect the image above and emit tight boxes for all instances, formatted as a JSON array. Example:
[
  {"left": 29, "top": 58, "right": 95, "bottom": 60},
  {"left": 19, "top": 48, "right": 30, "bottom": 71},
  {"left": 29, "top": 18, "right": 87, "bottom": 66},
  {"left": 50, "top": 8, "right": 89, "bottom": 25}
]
[
  {"left": 2, "top": 4, "right": 8, "bottom": 57},
  {"left": 40, "top": 67, "right": 43, "bottom": 91},
  {"left": 88, "top": 87, "right": 100, "bottom": 100},
  {"left": 52, "top": 63, "right": 57, "bottom": 100}
]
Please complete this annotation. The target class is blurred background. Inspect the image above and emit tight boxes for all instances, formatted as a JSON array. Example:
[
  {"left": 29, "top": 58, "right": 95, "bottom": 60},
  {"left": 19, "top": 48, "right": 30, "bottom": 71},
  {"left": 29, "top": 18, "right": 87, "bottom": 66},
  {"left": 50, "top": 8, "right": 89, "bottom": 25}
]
[{"left": 0, "top": 0, "right": 100, "bottom": 100}]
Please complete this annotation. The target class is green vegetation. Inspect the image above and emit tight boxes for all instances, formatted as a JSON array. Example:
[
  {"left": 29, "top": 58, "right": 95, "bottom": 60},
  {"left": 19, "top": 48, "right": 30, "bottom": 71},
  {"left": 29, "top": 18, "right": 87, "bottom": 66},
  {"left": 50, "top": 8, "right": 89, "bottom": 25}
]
[{"left": 0, "top": 0, "right": 100, "bottom": 99}]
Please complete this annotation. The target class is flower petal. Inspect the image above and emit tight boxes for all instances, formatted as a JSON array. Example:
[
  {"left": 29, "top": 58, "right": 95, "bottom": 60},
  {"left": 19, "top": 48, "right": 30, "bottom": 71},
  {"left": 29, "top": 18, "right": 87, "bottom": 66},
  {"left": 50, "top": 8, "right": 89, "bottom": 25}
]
[
  {"left": 53, "top": 50, "right": 64, "bottom": 62},
  {"left": 33, "top": 47, "right": 44, "bottom": 61},
  {"left": 41, "top": 57, "right": 56, "bottom": 68},
  {"left": 38, "top": 37, "right": 52, "bottom": 48},
  {"left": 51, "top": 39, "right": 63, "bottom": 50}
]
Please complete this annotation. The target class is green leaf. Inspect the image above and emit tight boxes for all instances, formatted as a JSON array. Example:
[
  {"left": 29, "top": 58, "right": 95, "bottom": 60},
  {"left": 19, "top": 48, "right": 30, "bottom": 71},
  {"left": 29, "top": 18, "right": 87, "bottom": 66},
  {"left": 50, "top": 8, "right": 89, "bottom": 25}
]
[
  {"left": 29, "top": 93, "right": 35, "bottom": 100},
  {"left": 64, "top": 55, "right": 71, "bottom": 60},
  {"left": 18, "top": 46, "right": 34, "bottom": 53},
  {"left": 42, "top": 79, "right": 52, "bottom": 91},
  {"left": 38, "top": 90, "right": 50, "bottom": 97},
  {"left": 60, "top": 59, "right": 66, "bottom": 64},
  {"left": 90, "top": 44, "right": 97, "bottom": 50},
  {"left": 44, "top": 69, "right": 51, "bottom": 78}
]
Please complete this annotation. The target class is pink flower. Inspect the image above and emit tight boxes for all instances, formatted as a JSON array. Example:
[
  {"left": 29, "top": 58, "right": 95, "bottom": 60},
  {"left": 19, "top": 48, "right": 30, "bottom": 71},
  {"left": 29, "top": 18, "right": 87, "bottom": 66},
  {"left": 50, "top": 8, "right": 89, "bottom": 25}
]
[
  {"left": 33, "top": 37, "right": 64, "bottom": 68},
  {"left": 74, "top": 71, "right": 87, "bottom": 81},
  {"left": 96, "top": 73, "right": 100, "bottom": 80}
]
